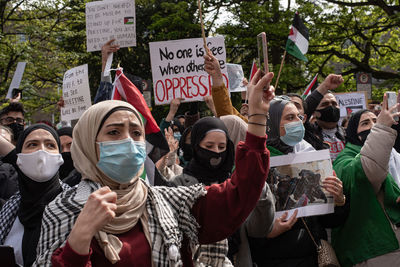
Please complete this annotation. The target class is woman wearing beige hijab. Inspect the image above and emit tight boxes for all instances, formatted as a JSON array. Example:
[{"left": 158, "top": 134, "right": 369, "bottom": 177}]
[{"left": 35, "top": 70, "right": 275, "bottom": 267}]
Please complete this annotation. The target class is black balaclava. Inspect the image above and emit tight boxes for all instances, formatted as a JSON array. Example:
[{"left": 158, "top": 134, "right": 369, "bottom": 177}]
[
  {"left": 56, "top": 127, "right": 75, "bottom": 179},
  {"left": 266, "top": 95, "right": 295, "bottom": 154},
  {"left": 16, "top": 124, "right": 62, "bottom": 267},
  {"left": 8, "top": 122, "right": 24, "bottom": 142},
  {"left": 183, "top": 117, "right": 235, "bottom": 185},
  {"left": 345, "top": 109, "right": 372, "bottom": 146}
]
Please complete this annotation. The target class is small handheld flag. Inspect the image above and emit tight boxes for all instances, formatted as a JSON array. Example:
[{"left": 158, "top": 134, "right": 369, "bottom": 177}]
[{"left": 302, "top": 74, "right": 318, "bottom": 99}]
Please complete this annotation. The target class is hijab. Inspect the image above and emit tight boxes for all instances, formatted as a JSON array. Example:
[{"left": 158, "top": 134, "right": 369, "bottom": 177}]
[
  {"left": 220, "top": 115, "right": 248, "bottom": 148},
  {"left": 183, "top": 117, "right": 235, "bottom": 185},
  {"left": 345, "top": 109, "right": 371, "bottom": 146},
  {"left": 16, "top": 124, "right": 62, "bottom": 267},
  {"left": 56, "top": 127, "right": 74, "bottom": 179},
  {"left": 71, "top": 100, "right": 150, "bottom": 264},
  {"left": 266, "top": 95, "right": 295, "bottom": 154}
]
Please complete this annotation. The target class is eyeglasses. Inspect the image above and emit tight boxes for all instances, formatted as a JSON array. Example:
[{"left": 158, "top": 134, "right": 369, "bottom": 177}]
[{"left": 0, "top": 117, "right": 24, "bottom": 125}]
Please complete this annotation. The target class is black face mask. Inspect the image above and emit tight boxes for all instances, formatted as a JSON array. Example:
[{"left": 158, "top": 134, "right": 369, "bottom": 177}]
[
  {"left": 357, "top": 129, "right": 371, "bottom": 145},
  {"left": 8, "top": 123, "right": 24, "bottom": 142},
  {"left": 59, "top": 152, "right": 74, "bottom": 179},
  {"left": 316, "top": 106, "right": 340, "bottom": 123},
  {"left": 195, "top": 146, "right": 227, "bottom": 169},
  {"left": 182, "top": 143, "right": 193, "bottom": 161}
]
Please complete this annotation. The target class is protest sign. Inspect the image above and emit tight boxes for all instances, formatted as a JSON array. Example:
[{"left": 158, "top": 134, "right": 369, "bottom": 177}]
[
  {"left": 61, "top": 64, "right": 92, "bottom": 123},
  {"left": 149, "top": 36, "right": 228, "bottom": 105},
  {"left": 268, "top": 149, "right": 334, "bottom": 219},
  {"left": 6, "top": 62, "right": 26, "bottom": 99},
  {"left": 227, "top": 63, "right": 246, "bottom": 93},
  {"left": 334, "top": 91, "right": 367, "bottom": 117},
  {"left": 86, "top": 0, "right": 136, "bottom": 52}
]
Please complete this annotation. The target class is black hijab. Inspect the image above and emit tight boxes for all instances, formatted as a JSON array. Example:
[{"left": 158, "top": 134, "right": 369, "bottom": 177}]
[
  {"left": 266, "top": 96, "right": 295, "bottom": 154},
  {"left": 16, "top": 124, "right": 62, "bottom": 267},
  {"left": 56, "top": 127, "right": 75, "bottom": 180},
  {"left": 183, "top": 117, "right": 235, "bottom": 185},
  {"left": 345, "top": 109, "right": 371, "bottom": 146}
]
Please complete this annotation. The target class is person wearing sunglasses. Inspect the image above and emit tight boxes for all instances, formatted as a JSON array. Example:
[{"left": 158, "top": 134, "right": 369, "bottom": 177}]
[{"left": 0, "top": 102, "right": 25, "bottom": 144}]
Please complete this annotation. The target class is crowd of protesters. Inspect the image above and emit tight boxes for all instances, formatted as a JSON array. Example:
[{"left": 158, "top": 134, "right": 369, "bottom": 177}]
[{"left": 0, "top": 37, "right": 400, "bottom": 267}]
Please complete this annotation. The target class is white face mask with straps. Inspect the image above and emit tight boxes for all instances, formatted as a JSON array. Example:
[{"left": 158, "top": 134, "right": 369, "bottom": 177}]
[{"left": 17, "top": 150, "right": 64, "bottom": 182}]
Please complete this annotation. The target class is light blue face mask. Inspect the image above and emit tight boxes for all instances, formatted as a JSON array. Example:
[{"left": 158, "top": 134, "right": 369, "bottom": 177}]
[
  {"left": 173, "top": 132, "right": 182, "bottom": 141},
  {"left": 280, "top": 120, "right": 305, "bottom": 146},
  {"left": 97, "top": 138, "right": 146, "bottom": 184}
]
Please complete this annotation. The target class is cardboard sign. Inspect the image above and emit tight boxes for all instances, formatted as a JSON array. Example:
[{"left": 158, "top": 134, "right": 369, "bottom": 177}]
[
  {"left": 6, "top": 62, "right": 26, "bottom": 99},
  {"left": 86, "top": 0, "right": 136, "bottom": 52},
  {"left": 334, "top": 92, "right": 367, "bottom": 117},
  {"left": 149, "top": 36, "right": 228, "bottom": 105},
  {"left": 227, "top": 63, "right": 246, "bottom": 93},
  {"left": 61, "top": 64, "right": 92, "bottom": 123}
]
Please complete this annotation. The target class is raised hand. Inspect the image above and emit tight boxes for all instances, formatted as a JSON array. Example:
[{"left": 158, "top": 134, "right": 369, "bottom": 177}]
[
  {"left": 67, "top": 186, "right": 117, "bottom": 254},
  {"left": 204, "top": 53, "right": 224, "bottom": 87},
  {"left": 101, "top": 39, "right": 120, "bottom": 72},
  {"left": 377, "top": 93, "right": 400, "bottom": 127},
  {"left": 165, "top": 127, "right": 179, "bottom": 152},
  {"left": 166, "top": 98, "right": 184, "bottom": 122},
  {"left": 317, "top": 74, "right": 344, "bottom": 94}
]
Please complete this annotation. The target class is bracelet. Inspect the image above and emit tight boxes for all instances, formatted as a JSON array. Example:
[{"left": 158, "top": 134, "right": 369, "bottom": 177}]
[
  {"left": 335, "top": 195, "right": 346, "bottom": 207},
  {"left": 248, "top": 113, "right": 269, "bottom": 119},
  {"left": 248, "top": 121, "right": 267, "bottom": 127}
]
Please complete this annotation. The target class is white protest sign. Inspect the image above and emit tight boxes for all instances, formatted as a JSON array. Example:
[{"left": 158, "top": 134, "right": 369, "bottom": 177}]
[
  {"left": 61, "top": 64, "right": 92, "bottom": 123},
  {"left": 334, "top": 91, "right": 367, "bottom": 117},
  {"left": 227, "top": 63, "right": 246, "bottom": 93},
  {"left": 149, "top": 36, "right": 228, "bottom": 105},
  {"left": 86, "top": 0, "right": 136, "bottom": 52},
  {"left": 6, "top": 62, "right": 26, "bottom": 99}
]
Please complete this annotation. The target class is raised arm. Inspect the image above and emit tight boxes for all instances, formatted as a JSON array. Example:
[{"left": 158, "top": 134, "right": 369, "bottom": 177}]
[
  {"left": 192, "top": 71, "right": 275, "bottom": 243},
  {"left": 361, "top": 94, "right": 400, "bottom": 194},
  {"left": 305, "top": 74, "right": 343, "bottom": 120},
  {"left": 204, "top": 53, "right": 248, "bottom": 122}
]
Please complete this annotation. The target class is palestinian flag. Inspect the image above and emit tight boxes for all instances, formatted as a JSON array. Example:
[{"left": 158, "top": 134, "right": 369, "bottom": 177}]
[
  {"left": 113, "top": 69, "right": 169, "bottom": 162},
  {"left": 249, "top": 59, "right": 258, "bottom": 82},
  {"left": 302, "top": 74, "right": 318, "bottom": 99},
  {"left": 124, "top": 17, "right": 134, "bottom": 25},
  {"left": 286, "top": 13, "right": 309, "bottom": 62}
]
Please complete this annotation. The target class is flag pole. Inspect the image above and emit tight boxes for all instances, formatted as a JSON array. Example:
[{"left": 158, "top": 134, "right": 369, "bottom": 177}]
[
  {"left": 274, "top": 50, "right": 286, "bottom": 90},
  {"left": 198, "top": 0, "right": 208, "bottom": 53}
]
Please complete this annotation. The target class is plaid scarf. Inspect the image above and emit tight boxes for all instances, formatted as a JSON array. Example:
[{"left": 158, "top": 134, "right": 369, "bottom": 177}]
[
  {"left": 0, "top": 182, "right": 70, "bottom": 245},
  {"left": 35, "top": 180, "right": 206, "bottom": 266},
  {"left": 194, "top": 239, "right": 234, "bottom": 267}
]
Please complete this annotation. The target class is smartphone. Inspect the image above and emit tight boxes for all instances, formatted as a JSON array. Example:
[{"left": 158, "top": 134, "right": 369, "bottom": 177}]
[
  {"left": 387, "top": 91, "right": 398, "bottom": 121},
  {"left": 0, "top": 245, "right": 16, "bottom": 267},
  {"left": 257, "top": 32, "right": 269, "bottom": 75}
]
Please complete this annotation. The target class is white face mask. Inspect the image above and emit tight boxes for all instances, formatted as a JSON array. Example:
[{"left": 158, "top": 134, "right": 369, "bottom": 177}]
[{"left": 17, "top": 150, "right": 64, "bottom": 182}]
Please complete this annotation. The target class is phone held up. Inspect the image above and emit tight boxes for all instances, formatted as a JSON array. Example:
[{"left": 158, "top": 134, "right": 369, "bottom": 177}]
[
  {"left": 386, "top": 91, "right": 399, "bottom": 122},
  {"left": 257, "top": 32, "right": 271, "bottom": 91}
]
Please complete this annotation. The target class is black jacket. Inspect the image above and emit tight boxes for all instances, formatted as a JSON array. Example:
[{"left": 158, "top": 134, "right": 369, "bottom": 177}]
[{"left": 0, "top": 158, "right": 18, "bottom": 208}]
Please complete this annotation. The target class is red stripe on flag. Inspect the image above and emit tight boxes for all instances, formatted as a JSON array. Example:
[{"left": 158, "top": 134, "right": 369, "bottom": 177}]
[
  {"left": 249, "top": 60, "right": 258, "bottom": 81},
  {"left": 114, "top": 70, "right": 160, "bottom": 134},
  {"left": 302, "top": 73, "right": 318, "bottom": 98}
]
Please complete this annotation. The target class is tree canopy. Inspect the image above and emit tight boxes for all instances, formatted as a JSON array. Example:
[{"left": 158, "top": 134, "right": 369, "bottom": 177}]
[{"left": 1, "top": 0, "right": 399, "bottom": 123}]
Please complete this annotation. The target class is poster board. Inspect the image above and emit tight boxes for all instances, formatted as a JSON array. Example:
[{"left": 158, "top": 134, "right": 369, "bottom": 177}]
[
  {"left": 61, "top": 64, "right": 92, "bottom": 123},
  {"left": 149, "top": 36, "right": 228, "bottom": 105},
  {"left": 86, "top": 0, "right": 136, "bottom": 52},
  {"left": 334, "top": 91, "right": 368, "bottom": 117},
  {"left": 226, "top": 63, "right": 246, "bottom": 93},
  {"left": 6, "top": 62, "right": 26, "bottom": 99},
  {"left": 268, "top": 149, "right": 334, "bottom": 219}
]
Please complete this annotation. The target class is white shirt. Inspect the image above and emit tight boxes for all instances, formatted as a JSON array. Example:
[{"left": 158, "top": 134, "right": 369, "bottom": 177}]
[{"left": 4, "top": 217, "right": 24, "bottom": 266}]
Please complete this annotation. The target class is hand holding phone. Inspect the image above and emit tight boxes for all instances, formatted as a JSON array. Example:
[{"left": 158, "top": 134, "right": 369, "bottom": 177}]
[{"left": 257, "top": 32, "right": 269, "bottom": 76}]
